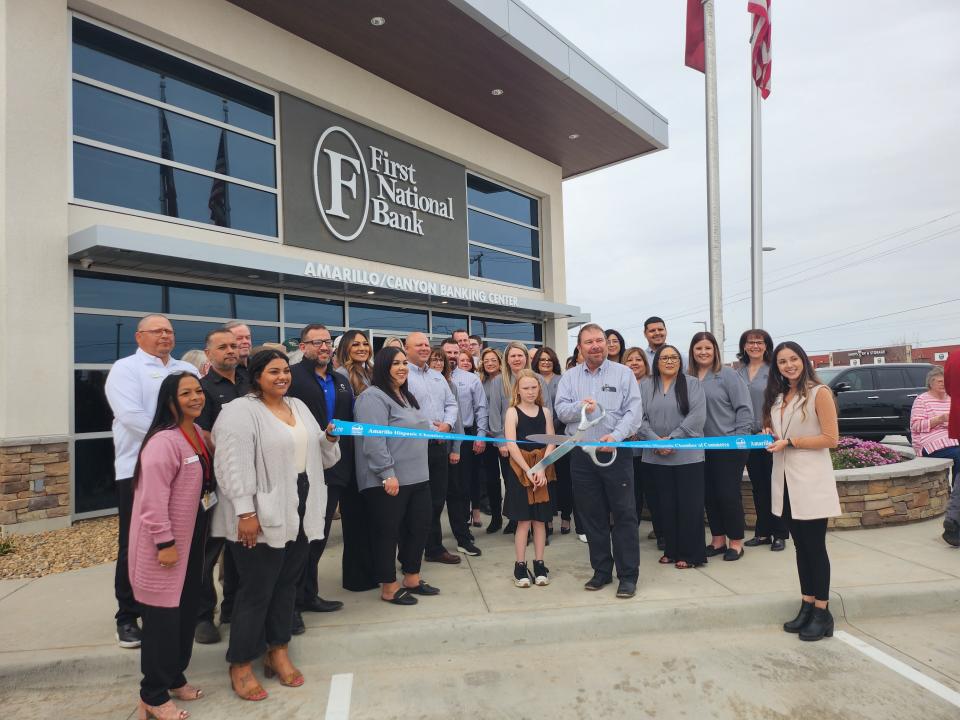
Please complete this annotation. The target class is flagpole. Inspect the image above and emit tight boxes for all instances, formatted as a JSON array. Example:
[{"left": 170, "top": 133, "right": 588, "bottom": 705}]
[
  {"left": 703, "top": 0, "right": 724, "bottom": 352},
  {"left": 750, "top": 81, "right": 763, "bottom": 328}
]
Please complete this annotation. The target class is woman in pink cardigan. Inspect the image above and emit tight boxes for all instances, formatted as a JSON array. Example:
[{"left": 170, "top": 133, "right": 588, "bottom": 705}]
[{"left": 128, "top": 372, "right": 212, "bottom": 720}]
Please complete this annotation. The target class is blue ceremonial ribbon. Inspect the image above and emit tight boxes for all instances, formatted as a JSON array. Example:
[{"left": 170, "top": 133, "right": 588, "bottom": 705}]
[{"left": 330, "top": 420, "right": 772, "bottom": 451}]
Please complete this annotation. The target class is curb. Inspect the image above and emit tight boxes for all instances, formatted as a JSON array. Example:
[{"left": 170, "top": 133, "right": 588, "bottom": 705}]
[{"left": 3, "top": 579, "right": 960, "bottom": 686}]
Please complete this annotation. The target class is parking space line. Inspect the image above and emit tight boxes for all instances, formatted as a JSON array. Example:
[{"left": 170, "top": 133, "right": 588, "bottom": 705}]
[
  {"left": 324, "top": 672, "right": 354, "bottom": 720},
  {"left": 835, "top": 630, "right": 960, "bottom": 709}
]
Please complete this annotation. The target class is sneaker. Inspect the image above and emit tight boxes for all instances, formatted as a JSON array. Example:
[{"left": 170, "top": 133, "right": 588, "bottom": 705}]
[
  {"left": 577, "top": 533, "right": 588, "bottom": 543},
  {"left": 116, "top": 622, "right": 142, "bottom": 649},
  {"left": 514, "top": 561, "right": 532, "bottom": 588},
  {"left": 532, "top": 560, "right": 550, "bottom": 586},
  {"left": 457, "top": 541, "right": 482, "bottom": 557},
  {"left": 194, "top": 619, "right": 221, "bottom": 644}
]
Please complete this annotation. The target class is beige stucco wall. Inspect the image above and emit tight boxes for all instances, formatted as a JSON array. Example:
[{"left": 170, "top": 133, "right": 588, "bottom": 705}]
[{"left": 0, "top": 0, "right": 570, "bottom": 444}]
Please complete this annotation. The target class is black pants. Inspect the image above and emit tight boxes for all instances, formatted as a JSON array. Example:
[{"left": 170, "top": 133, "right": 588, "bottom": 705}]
[
  {"left": 445, "top": 436, "right": 475, "bottom": 546},
  {"left": 197, "top": 535, "right": 238, "bottom": 623},
  {"left": 114, "top": 478, "right": 139, "bottom": 625},
  {"left": 425, "top": 442, "right": 451, "bottom": 556},
  {"left": 482, "top": 444, "right": 508, "bottom": 523},
  {"left": 632, "top": 456, "right": 662, "bottom": 537},
  {"left": 364, "top": 481, "right": 432, "bottom": 583},
  {"left": 781, "top": 486, "right": 830, "bottom": 601},
  {"left": 571, "top": 450, "right": 639, "bottom": 582},
  {"left": 650, "top": 461, "right": 706, "bottom": 566},
  {"left": 339, "top": 480, "right": 378, "bottom": 592},
  {"left": 704, "top": 450, "right": 748, "bottom": 541},
  {"left": 140, "top": 510, "right": 206, "bottom": 706},
  {"left": 225, "top": 474, "right": 310, "bottom": 664},
  {"left": 468, "top": 439, "right": 485, "bottom": 510},
  {"left": 555, "top": 454, "right": 579, "bottom": 531},
  {"left": 296, "top": 484, "right": 342, "bottom": 608},
  {"left": 745, "top": 449, "right": 788, "bottom": 539}
]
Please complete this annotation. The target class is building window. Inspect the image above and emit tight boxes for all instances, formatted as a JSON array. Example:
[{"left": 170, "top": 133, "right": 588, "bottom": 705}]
[
  {"left": 471, "top": 316, "right": 543, "bottom": 344},
  {"left": 71, "top": 18, "right": 278, "bottom": 237},
  {"left": 467, "top": 174, "right": 541, "bottom": 289},
  {"left": 348, "top": 304, "right": 428, "bottom": 334}
]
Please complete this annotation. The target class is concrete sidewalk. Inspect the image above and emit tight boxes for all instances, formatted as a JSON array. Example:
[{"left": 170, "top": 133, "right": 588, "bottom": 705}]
[{"left": 1, "top": 518, "right": 959, "bottom": 684}]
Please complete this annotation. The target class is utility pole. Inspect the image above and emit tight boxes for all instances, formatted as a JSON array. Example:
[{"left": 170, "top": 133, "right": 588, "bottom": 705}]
[{"left": 703, "top": 0, "right": 724, "bottom": 352}]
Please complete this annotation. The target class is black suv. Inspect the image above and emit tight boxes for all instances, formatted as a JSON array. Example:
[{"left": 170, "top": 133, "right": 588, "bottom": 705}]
[{"left": 815, "top": 363, "right": 934, "bottom": 441}]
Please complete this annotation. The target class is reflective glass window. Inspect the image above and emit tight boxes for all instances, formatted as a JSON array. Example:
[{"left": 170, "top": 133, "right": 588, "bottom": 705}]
[
  {"left": 349, "top": 304, "right": 428, "bottom": 333},
  {"left": 168, "top": 286, "right": 232, "bottom": 318},
  {"left": 467, "top": 174, "right": 537, "bottom": 226},
  {"left": 72, "top": 18, "right": 274, "bottom": 138},
  {"left": 284, "top": 296, "right": 345, "bottom": 327},
  {"left": 874, "top": 368, "right": 908, "bottom": 390},
  {"left": 75, "top": 370, "right": 113, "bottom": 434},
  {"left": 74, "top": 273, "right": 162, "bottom": 312},
  {"left": 235, "top": 293, "right": 278, "bottom": 322},
  {"left": 432, "top": 313, "right": 469, "bottom": 337},
  {"left": 74, "top": 313, "right": 140, "bottom": 363},
  {"left": 472, "top": 316, "right": 542, "bottom": 343},
  {"left": 73, "top": 144, "right": 277, "bottom": 236},
  {"left": 842, "top": 370, "right": 874, "bottom": 391},
  {"left": 75, "top": 438, "right": 118, "bottom": 513},
  {"left": 469, "top": 246, "right": 541, "bottom": 289},
  {"left": 73, "top": 82, "right": 276, "bottom": 187},
  {"left": 468, "top": 210, "right": 539, "bottom": 257},
  {"left": 251, "top": 326, "right": 280, "bottom": 346}
]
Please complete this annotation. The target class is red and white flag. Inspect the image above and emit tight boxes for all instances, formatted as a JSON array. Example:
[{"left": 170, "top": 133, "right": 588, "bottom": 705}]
[
  {"left": 685, "top": 0, "right": 705, "bottom": 72},
  {"left": 748, "top": 0, "right": 772, "bottom": 98}
]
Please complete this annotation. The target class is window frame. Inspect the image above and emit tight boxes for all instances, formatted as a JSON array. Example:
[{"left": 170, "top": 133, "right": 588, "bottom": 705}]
[{"left": 69, "top": 13, "right": 283, "bottom": 243}]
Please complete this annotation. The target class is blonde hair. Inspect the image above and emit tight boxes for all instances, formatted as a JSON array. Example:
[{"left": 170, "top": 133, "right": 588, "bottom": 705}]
[
  {"left": 500, "top": 341, "right": 531, "bottom": 397},
  {"left": 510, "top": 369, "right": 544, "bottom": 408},
  {"left": 479, "top": 347, "right": 504, "bottom": 382}
]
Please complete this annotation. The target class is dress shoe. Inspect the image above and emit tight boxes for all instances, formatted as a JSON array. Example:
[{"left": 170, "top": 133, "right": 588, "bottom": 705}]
[
  {"left": 771, "top": 538, "right": 786, "bottom": 552},
  {"left": 783, "top": 600, "right": 815, "bottom": 633},
  {"left": 290, "top": 610, "right": 305, "bottom": 636},
  {"left": 799, "top": 606, "right": 834, "bottom": 641},
  {"left": 704, "top": 544, "right": 727, "bottom": 558},
  {"left": 194, "top": 619, "right": 221, "bottom": 644},
  {"left": 302, "top": 596, "right": 344, "bottom": 613},
  {"left": 583, "top": 574, "right": 613, "bottom": 591},
  {"left": 744, "top": 536, "right": 771, "bottom": 547},
  {"left": 503, "top": 520, "right": 518, "bottom": 535},
  {"left": 943, "top": 518, "right": 960, "bottom": 548},
  {"left": 560, "top": 525, "right": 571, "bottom": 535},
  {"left": 723, "top": 547, "right": 744, "bottom": 561},
  {"left": 116, "top": 622, "right": 142, "bottom": 649},
  {"left": 425, "top": 550, "right": 462, "bottom": 564},
  {"left": 485, "top": 518, "right": 502, "bottom": 534},
  {"left": 616, "top": 580, "right": 637, "bottom": 598}
]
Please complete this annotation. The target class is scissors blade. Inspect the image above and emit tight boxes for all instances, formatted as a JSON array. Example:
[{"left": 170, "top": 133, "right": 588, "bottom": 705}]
[
  {"left": 527, "top": 441, "right": 576, "bottom": 476},
  {"left": 525, "top": 434, "right": 569, "bottom": 445}
]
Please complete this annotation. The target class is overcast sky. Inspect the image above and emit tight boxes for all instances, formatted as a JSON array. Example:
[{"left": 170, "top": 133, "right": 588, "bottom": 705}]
[{"left": 522, "top": 0, "right": 960, "bottom": 360}]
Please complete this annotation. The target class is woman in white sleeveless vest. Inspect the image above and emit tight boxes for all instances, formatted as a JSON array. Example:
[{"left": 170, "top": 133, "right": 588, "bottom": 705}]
[{"left": 763, "top": 341, "right": 840, "bottom": 642}]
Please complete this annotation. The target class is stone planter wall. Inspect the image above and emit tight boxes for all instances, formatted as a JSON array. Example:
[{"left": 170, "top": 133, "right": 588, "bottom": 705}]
[
  {"left": 0, "top": 440, "right": 71, "bottom": 529},
  {"left": 741, "top": 456, "right": 953, "bottom": 530}
]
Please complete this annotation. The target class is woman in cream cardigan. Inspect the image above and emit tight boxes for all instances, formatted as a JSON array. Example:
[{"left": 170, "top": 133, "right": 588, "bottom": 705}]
[
  {"left": 212, "top": 349, "right": 340, "bottom": 700},
  {"left": 763, "top": 341, "right": 840, "bottom": 642}
]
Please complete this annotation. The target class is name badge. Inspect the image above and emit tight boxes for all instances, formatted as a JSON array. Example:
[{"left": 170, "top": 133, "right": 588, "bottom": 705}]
[
  {"left": 201, "top": 490, "right": 218, "bottom": 511},
  {"left": 184, "top": 454, "right": 200, "bottom": 465},
  {"left": 150, "top": 372, "right": 163, "bottom": 379},
  {"left": 601, "top": 385, "right": 618, "bottom": 393}
]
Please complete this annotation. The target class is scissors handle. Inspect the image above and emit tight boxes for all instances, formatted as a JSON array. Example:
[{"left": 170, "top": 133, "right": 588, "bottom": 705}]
[{"left": 584, "top": 446, "right": 617, "bottom": 467}]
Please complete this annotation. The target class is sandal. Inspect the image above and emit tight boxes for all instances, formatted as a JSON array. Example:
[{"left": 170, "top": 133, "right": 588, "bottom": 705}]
[
  {"left": 137, "top": 699, "right": 189, "bottom": 720},
  {"left": 381, "top": 587, "right": 417, "bottom": 605},
  {"left": 264, "top": 644, "right": 305, "bottom": 688},
  {"left": 675, "top": 560, "right": 705, "bottom": 569},
  {"left": 169, "top": 684, "right": 203, "bottom": 701},
  {"left": 229, "top": 663, "right": 268, "bottom": 702},
  {"left": 402, "top": 580, "right": 440, "bottom": 596},
  {"left": 658, "top": 555, "right": 674, "bottom": 564}
]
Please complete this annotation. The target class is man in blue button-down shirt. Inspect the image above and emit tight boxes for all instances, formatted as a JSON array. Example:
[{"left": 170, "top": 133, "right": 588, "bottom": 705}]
[
  {"left": 555, "top": 323, "right": 642, "bottom": 598},
  {"left": 405, "top": 332, "right": 461, "bottom": 564}
]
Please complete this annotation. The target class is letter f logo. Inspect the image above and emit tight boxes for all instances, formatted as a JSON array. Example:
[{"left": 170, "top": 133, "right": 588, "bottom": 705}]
[
  {"left": 313, "top": 126, "right": 370, "bottom": 242},
  {"left": 323, "top": 149, "right": 361, "bottom": 219}
]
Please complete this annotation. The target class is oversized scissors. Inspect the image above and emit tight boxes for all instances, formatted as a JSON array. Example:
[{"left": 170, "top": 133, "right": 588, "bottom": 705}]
[{"left": 524, "top": 404, "right": 617, "bottom": 477}]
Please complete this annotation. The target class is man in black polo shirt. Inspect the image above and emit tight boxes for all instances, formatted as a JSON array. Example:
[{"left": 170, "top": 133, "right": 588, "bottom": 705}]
[
  {"left": 194, "top": 328, "right": 248, "bottom": 644},
  {"left": 288, "top": 323, "right": 357, "bottom": 635}
]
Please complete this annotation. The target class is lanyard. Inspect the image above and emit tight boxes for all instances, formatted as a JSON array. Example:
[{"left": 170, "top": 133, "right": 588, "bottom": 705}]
[{"left": 179, "top": 426, "right": 212, "bottom": 487}]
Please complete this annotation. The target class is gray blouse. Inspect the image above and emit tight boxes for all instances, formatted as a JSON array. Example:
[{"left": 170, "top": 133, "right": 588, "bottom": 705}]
[
  {"left": 639, "top": 376, "right": 706, "bottom": 466},
  {"left": 737, "top": 363, "right": 770, "bottom": 433},
  {"left": 486, "top": 372, "right": 548, "bottom": 439},
  {"left": 695, "top": 366, "right": 754, "bottom": 437},
  {"left": 353, "top": 386, "right": 430, "bottom": 491}
]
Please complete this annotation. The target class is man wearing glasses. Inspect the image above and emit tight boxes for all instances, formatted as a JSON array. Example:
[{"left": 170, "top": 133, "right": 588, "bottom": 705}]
[
  {"left": 288, "top": 324, "right": 354, "bottom": 633},
  {"left": 104, "top": 314, "right": 200, "bottom": 649},
  {"left": 555, "top": 323, "right": 643, "bottom": 599}
]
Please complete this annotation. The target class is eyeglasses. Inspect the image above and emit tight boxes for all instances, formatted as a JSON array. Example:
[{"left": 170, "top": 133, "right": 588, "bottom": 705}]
[
  {"left": 659, "top": 356, "right": 681, "bottom": 363},
  {"left": 745, "top": 340, "right": 766, "bottom": 347},
  {"left": 139, "top": 328, "right": 174, "bottom": 336},
  {"left": 304, "top": 339, "right": 333, "bottom": 347}
]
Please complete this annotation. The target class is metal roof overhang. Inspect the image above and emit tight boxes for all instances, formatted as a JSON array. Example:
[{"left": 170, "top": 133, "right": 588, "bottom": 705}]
[
  {"left": 225, "top": 0, "right": 668, "bottom": 178},
  {"left": 68, "top": 225, "right": 583, "bottom": 321}
]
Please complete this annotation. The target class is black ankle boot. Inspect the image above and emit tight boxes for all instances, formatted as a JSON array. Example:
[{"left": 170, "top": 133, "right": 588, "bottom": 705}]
[
  {"left": 783, "top": 600, "right": 815, "bottom": 633},
  {"left": 799, "top": 606, "right": 834, "bottom": 641}
]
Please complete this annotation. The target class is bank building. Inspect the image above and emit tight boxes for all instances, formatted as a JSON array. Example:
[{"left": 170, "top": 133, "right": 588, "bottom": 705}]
[{"left": 0, "top": 0, "right": 667, "bottom": 531}]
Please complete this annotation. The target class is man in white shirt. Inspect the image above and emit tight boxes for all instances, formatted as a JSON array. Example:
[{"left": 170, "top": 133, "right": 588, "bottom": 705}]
[{"left": 104, "top": 313, "right": 199, "bottom": 648}]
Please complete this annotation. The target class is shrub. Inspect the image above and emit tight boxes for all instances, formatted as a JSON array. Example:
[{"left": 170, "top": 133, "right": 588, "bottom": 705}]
[
  {"left": 0, "top": 536, "right": 13, "bottom": 557},
  {"left": 831, "top": 437, "right": 902, "bottom": 470}
]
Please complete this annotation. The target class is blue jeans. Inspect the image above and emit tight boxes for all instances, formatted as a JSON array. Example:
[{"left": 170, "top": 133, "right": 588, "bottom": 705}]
[{"left": 923, "top": 446, "right": 960, "bottom": 523}]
